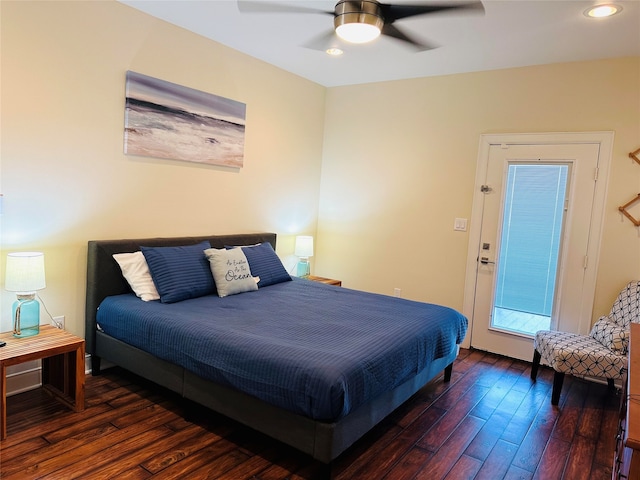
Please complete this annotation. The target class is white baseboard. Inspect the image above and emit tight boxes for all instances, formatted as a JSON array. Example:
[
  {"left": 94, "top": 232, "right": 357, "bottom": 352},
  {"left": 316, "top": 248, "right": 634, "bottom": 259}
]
[
  {"left": 7, "top": 354, "right": 620, "bottom": 398},
  {"left": 6, "top": 361, "right": 42, "bottom": 396},
  {"left": 6, "top": 355, "right": 93, "bottom": 397}
]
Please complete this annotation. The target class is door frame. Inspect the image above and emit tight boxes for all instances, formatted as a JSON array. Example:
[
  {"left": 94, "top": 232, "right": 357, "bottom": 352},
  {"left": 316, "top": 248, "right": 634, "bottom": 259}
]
[{"left": 461, "top": 132, "right": 614, "bottom": 350}]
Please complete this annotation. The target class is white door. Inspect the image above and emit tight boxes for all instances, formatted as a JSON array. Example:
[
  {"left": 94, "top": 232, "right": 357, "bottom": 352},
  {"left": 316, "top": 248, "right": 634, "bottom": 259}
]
[{"left": 462, "top": 133, "right": 613, "bottom": 361}]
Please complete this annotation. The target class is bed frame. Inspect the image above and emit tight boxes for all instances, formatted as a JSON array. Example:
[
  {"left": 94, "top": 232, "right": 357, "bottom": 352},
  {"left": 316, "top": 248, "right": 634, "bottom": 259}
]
[{"left": 85, "top": 232, "right": 458, "bottom": 464}]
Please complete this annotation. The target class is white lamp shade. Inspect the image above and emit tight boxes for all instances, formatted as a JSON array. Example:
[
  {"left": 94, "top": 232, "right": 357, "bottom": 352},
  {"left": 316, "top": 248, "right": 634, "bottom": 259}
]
[
  {"left": 294, "top": 236, "right": 314, "bottom": 258},
  {"left": 5, "top": 252, "right": 46, "bottom": 293}
]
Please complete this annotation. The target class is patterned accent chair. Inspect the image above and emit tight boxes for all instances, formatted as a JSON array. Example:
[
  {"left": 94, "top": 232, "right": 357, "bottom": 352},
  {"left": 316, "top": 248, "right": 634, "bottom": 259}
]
[{"left": 530, "top": 281, "right": 640, "bottom": 405}]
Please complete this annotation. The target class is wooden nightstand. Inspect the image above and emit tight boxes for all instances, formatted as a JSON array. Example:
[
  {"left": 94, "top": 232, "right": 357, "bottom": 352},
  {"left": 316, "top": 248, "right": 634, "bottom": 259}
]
[
  {"left": 614, "top": 323, "right": 640, "bottom": 478},
  {"left": 305, "top": 275, "right": 342, "bottom": 287},
  {"left": 0, "top": 325, "right": 85, "bottom": 439}
]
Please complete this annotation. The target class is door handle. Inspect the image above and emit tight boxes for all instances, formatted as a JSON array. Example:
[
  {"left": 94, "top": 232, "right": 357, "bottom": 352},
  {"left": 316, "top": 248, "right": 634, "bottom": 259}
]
[{"left": 480, "top": 257, "right": 495, "bottom": 265}]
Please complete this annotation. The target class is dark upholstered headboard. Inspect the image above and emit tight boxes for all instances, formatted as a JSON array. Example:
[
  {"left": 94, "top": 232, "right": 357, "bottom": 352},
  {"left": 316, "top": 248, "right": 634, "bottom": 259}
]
[{"left": 85, "top": 232, "right": 277, "bottom": 355}]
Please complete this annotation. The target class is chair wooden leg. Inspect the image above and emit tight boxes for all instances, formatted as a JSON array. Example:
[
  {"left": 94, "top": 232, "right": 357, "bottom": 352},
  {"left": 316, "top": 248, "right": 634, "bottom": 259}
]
[
  {"left": 531, "top": 349, "right": 542, "bottom": 381},
  {"left": 551, "top": 371, "right": 565, "bottom": 405},
  {"left": 607, "top": 378, "right": 615, "bottom": 391}
]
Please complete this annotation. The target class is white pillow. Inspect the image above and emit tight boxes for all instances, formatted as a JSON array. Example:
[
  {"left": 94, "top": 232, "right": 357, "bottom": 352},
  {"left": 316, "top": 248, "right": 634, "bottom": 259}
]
[
  {"left": 113, "top": 251, "right": 160, "bottom": 301},
  {"left": 204, "top": 247, "right": 259, "bottom": 298}
]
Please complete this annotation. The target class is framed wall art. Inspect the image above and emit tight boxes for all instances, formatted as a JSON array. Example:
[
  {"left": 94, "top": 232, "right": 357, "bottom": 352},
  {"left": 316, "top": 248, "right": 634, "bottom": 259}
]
[{"left": 124, "top": 71, "right": 246, "bottom": 168}]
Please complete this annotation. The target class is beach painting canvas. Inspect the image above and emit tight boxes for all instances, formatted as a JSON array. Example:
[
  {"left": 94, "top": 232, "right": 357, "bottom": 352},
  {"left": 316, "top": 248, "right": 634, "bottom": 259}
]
[{"left": 124, "top": 71, "right": 246, "bottom": 168}]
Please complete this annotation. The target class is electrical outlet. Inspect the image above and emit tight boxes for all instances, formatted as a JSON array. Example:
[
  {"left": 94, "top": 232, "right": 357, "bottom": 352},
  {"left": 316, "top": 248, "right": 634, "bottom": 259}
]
[
  {"left": 52, "top": 315, "right": 65, "bottom": 329},
  {"left": 394, "top": 288, "right": 402, "bottom": 298}
]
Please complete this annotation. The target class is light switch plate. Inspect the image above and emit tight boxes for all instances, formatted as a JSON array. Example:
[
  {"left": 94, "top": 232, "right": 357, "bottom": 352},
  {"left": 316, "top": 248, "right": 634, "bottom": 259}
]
[{"left": 454, "top": 218, "right": 468, "bottom": 231}]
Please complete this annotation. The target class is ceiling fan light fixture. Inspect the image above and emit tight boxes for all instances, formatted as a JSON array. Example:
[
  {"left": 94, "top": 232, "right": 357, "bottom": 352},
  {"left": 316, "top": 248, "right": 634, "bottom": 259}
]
[
  {"left": 334, "top": 0, "right": 384, "bottom": 44},
  {"left": 336, "top": 22, "right": 381, "bottom": 43}
]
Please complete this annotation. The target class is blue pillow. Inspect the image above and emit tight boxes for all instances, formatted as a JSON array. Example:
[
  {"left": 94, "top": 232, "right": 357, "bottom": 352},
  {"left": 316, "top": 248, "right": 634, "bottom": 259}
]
[
  {"left": 141, "top": 241, "right": 214, "bottom": 303},
  {"left": 233, "top": 242, "right": 291, "bottom": 288}
]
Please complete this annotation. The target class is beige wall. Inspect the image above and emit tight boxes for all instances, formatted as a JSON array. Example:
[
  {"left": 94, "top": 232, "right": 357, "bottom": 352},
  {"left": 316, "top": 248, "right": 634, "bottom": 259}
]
[
  {"left": 0, "top": 1, "right": 326, "bottom": 335},
  {"left": 317, "top": 57, "right": 640, "bottom": 324},
  {"left": 1, "top": 1, "right": 638, "bottom": 341}
]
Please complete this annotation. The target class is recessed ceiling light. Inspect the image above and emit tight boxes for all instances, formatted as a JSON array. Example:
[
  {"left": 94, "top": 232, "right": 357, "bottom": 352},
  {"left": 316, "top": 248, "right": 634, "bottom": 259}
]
[
  {"left": 584, "top": 4, "right": 622, "bottom": 18},
  {"left": 326, "top": 47, "right": 344, "bottom": 56}
]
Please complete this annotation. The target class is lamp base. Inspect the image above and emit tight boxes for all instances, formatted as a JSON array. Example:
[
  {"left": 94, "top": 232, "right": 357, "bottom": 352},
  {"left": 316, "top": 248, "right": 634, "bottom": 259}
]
[
  {"left": 13, "top": 294, "right": 40, "bottom": 338},
  {"left": 296, "top": 259, "right": 310, "bottom": 277}
]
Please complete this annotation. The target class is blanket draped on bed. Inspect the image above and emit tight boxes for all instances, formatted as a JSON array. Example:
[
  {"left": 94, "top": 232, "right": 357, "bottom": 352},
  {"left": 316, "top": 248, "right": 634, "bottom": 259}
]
[{"left": 96, "top": 278, "right": 467, "bottom": 421}]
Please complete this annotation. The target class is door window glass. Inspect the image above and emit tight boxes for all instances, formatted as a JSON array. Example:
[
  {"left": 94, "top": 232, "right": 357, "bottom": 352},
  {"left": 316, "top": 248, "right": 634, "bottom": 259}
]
[{"left": 492, "top": 163, "right": 569, "bottom": 335}]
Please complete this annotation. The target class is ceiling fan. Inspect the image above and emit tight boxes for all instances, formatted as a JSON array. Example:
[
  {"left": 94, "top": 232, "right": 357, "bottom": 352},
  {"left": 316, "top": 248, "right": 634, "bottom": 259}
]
[{"left": 238, "top": 0, "right": 485, "bottom": 52}]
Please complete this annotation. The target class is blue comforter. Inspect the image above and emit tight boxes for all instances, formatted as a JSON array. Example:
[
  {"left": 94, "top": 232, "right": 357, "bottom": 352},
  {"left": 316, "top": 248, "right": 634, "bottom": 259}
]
[{"left": 97, "top": 278, "right": 467, "bottom": 421}]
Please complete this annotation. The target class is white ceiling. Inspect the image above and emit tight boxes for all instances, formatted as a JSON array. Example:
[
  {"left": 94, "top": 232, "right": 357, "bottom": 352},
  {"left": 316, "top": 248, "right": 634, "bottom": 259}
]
[{"left": 119, "top": 0, "right": 640, "bottom": 87}]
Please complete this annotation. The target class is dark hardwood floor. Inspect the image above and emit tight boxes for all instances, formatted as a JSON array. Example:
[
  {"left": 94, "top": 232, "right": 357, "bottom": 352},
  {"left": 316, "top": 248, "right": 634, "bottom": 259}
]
[{"left": 0, "top": 348, "right": 619, "bottom": 479}]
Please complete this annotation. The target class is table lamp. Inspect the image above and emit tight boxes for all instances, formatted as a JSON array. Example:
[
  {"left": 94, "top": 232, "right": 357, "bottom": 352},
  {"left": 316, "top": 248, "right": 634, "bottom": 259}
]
[
  {"left": 5, "top": 252, "right": 46, "bottom": 337},
  {"left": 294, "top": 236, "right": 313, "bottom": 277}
]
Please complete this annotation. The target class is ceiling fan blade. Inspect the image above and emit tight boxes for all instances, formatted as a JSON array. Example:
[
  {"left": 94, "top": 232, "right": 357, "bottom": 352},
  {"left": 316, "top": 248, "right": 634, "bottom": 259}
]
[
  {"left": 381, "top": 24, "right": 435, "bottom": 51},
  {"left": 237, "top": 1, "right": 334, "bottom": 16},
  {"left": 380, "top": 2, "right": 484, "bottom": 23},
  {"left": 302, "top": 30, "right": 344, "bottom": 52}
]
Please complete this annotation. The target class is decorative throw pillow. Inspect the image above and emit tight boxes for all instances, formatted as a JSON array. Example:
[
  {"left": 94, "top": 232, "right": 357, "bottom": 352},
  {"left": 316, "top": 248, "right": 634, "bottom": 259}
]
[
  {"left": 112, "top": 251, "right": 160, "bottom": 301},
  {"left": 230, "top": 242, "right": 291, "bottom": 288},
  {"left": 589, "top": 317, "right": 629, "bottom": 354},
  {"left": 204, "top": 248, "right": 259, "bottom": 297},
  {"left": 141, "top": 241, "right": 214, "bottom": 303}
]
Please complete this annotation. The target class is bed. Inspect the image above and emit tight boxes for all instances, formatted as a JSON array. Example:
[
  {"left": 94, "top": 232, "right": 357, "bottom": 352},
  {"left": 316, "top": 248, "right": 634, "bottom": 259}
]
[{"left": 85, "top": 232, "right": 467, "bottom": 464}]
